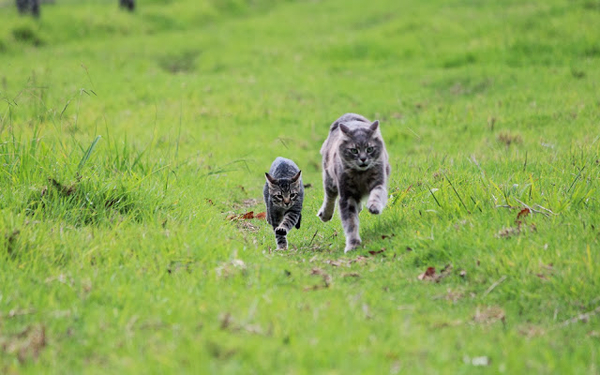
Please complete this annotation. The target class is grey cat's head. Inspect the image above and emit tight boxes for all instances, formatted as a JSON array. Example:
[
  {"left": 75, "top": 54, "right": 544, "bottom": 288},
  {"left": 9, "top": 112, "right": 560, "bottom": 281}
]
[
  {"left": 338, "top": 120, "right": 384, "bottom": 171},
  {"left": 265, "top": 171, "right": 302, "bottom": 208}
]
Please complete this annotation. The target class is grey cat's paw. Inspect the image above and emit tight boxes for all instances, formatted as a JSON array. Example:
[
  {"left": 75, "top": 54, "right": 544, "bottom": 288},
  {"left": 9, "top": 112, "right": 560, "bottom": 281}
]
[
  {"left": 317, "top": 208, "right": 333, "bottom": 222},
  {"left": 317, "top": 204, "right": 334, "bottom": 223},
  {"left": 275, "top": 226, "right": 288, "bottom": 236},
  {"left": 344, "top": 238, "right": 361, "bottom": 253},
  {"left": 367, "top": 202, "right": 383, "bottom": 215}
]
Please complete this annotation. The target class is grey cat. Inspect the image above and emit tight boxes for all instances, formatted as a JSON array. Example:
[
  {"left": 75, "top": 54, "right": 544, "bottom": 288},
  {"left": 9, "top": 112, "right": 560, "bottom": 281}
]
[
  {"left": 317, "top": 113, "right": 390, "bottom": 252},
  {"left": 264, "top": 157, "right": 304, "bottom": 250}
]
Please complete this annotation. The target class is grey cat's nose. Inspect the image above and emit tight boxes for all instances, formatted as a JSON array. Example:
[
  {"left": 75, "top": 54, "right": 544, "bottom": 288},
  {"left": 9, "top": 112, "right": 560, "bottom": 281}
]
[{"left": 359, "top": 157, "right": 367, "bottom": 162}]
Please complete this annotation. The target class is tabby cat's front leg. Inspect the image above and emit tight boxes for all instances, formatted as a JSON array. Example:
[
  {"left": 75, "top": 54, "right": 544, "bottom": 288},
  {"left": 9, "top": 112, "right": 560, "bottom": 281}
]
[
  {"left": 339, "top": 197, "right": 361, "bottom": 252},
  {"left": 274, "top": 210, "right": 301, "bottom": 250},
  {"left": 275, "top": 229, "right": 288, "bottom": 250},
  {"left": 367, "top": 185, "right": 388, "bottom": 215}
]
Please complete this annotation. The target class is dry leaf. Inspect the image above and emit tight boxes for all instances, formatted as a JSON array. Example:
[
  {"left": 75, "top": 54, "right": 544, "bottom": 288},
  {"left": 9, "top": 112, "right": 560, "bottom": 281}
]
[
  {"left": 1, "top": 325, "right": 46, "bottom": 363},
  {"left": 473, "top": 306, "right": 506, "bottom": 325},
  {"left": 349, "top": 255, "right": 369, "bottom": 265},
  {"left": 495, "top": 226, "right": 520, "bottom": 238},
  {"left": 310, "top": 268, "right": 332, "bottom": 287},
  {"left": 418, "top": 267, "right": 436, "bottom": 281},
  {"left": 227, "top": 211, "right": 265, "bottom": 221},
  {"left": 437, "top": 264, "right": 453, "bottom": 281},
  {"left": 369, "top": 248, "right": 385, "bottom": 256},
  {"left": 516, "top": 208, "right": 531, "bottom": 221},
  {"left": 418, "top": 264, "right": 452, "bottom": 282}
]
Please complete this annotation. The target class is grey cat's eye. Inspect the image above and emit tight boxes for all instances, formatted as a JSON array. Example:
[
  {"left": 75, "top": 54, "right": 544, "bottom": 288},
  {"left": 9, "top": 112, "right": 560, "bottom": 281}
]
[
  {"left": 366, "top": 147, "right": 374, "bottom": 153},
  {"left": 291, "top": 193, "right": 297, "bottom": 198},
  {"left": 349, "top": 148, "right": 359, "bottom": 155}
]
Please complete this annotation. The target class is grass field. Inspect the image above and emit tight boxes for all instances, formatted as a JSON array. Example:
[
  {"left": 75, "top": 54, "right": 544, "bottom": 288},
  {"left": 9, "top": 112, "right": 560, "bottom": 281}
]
[{"left": 1, "top": 0, "right": 599, "bottom": 373}]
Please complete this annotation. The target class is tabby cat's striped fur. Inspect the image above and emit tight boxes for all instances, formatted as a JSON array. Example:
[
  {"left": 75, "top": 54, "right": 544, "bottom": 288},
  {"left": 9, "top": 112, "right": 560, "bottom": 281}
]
[{"left": 264, "top": 157, "right": 304, "bottom": 250}]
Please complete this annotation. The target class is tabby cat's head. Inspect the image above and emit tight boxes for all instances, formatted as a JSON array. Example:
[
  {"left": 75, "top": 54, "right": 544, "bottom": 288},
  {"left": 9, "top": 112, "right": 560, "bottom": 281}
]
[
  {"left": 265, "top": 171, "right": 302, "bottom": 208},
  {"left": 338, "top": 120, "right": 384, "bottom": 171}
]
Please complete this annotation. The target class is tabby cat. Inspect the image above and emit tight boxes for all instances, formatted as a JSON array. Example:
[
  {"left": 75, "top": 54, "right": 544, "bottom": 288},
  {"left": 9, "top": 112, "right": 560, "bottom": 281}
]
[
  {"left": 264, "top": 157, "right": 304, "bottom": 250},
  {"left": 317, "top": 113, "right": 390, "bottom": 252}
]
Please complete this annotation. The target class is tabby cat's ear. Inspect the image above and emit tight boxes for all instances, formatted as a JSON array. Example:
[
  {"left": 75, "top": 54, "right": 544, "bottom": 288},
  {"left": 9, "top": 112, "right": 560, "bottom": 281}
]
[
  {"left": 291, "top": 170, "right": 302, "bottom": 183},
  {"left": 265, "top": 173, "right": 277, "bottom": 185},
  {"left": 369, "top": 120, "right": 379, "bottom": 132},
  {"left": 339, "top": 124, "right": 351, "bottom": 136}
]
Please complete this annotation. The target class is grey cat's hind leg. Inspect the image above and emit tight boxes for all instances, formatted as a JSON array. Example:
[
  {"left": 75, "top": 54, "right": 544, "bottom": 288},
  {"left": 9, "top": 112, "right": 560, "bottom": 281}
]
[
  {"left": 366, "top": 185, "right": 388, "bottom": 215},
  {"left": 317, "top": 174, "right": 338, "bottom": 222},
  {"left": 339, "top": 197, "right": 361, "bottom": 252}
]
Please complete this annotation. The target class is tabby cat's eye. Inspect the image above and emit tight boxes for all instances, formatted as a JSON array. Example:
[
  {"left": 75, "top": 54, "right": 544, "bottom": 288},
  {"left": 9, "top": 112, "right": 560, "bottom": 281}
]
[
  {"left": 275, "top": 194, "right": 283, "bottom": 200},
  {"left": 349, "top": 148, "right": 359, "bottom": 155},
  {"left": 366, "top": 146, "right": 374, "bottom": 153},
  {"left": 291, "top": 193, "right": 297, "bottom": 198}
]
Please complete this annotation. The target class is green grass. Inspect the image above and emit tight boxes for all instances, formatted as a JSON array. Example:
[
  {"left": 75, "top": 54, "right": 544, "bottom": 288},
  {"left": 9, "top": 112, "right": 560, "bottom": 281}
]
[{"left": 1, "top": 0, "right": 600, "bottom": 373}]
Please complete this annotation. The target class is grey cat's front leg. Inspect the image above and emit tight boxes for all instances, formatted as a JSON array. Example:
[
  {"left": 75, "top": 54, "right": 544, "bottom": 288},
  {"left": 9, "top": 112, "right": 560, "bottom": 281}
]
[
  {"left": 318, "top": 174, "right": 338, "bottom": 222},
  {"left": 367, "top": 185, "right": 388, "bottom": 215},
  {"left": 339, "top": 197, "right": 361, "bottom": 253}
]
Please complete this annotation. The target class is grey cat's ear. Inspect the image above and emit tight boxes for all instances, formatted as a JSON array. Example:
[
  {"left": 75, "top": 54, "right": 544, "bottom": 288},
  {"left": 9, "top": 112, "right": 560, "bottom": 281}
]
[
  {"left": 339, "top": 124, "right": 351, "bottom": 136},
  {"left": 265, "top": 173, "right": 277, "bottom": 185},
  {"left": 291, "top": 170, "right": 302, "bottom": 183},
  {"left": 369, "top": 120, "right": 379, "bottom": 132}
]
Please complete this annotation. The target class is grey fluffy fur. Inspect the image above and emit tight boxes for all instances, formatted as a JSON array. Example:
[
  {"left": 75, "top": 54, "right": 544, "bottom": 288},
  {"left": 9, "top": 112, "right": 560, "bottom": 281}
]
[
  {"left": 263, "top": 157, "right": 304, "bottom": 250},
  {"left": 318, "top": 113, "right": 391, "bottom": 252}
]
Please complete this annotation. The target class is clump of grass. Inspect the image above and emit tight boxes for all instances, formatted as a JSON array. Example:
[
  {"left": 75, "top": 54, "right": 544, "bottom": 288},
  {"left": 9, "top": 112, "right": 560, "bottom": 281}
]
[
  {"left": 11, "top": 25, "right": 44, "bottom": 46},
  {"left": 25, "top": 177, "right": 144, "bottom": 226},
  {"left": 158, "top": 50, "right": 200, "bottom": 74},
  {"left": 497, "top": 131, "right": 522, "bottom": 147}
]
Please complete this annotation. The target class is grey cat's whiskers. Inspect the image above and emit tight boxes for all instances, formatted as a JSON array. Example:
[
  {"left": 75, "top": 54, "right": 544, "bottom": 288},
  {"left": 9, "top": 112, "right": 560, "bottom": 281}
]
[
  {"left": 263, "top": 157, "right": 304, "bottom": 250},
  {"left": 318, "top": 113, "right": 390, "bottom": 252}
]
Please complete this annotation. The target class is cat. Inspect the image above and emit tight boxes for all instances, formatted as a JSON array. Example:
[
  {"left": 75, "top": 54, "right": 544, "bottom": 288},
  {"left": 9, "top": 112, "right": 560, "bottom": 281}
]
[
  {"left": 264, "top": 157, "right": 304, "bottom": 250},
  {"left": 317, "top": 113, "right": 390, "bottom": 252}
]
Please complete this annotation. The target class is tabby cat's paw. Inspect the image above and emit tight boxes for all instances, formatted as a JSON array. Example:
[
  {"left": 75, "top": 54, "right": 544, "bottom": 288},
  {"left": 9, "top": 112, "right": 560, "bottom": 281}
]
[
  {"left": 344, "top": 238, "right": 361, "bottom": 253},
  {"left": 275, "top": 226, "right": 288, "bottom": 236}
]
